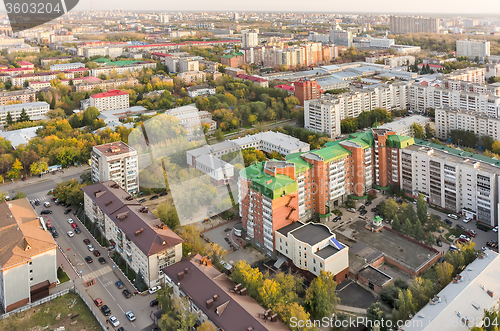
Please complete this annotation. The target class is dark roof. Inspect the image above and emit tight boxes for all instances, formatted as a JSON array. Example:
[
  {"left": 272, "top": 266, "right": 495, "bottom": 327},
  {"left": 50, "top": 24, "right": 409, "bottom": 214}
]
[
  {"left": 82, "top": 182, "right": 183, "bottom": 256},
  {"left": 277, "top": 221, "right": 304, "bottom": 236},
  {"left": 163, "top": 258, "right": 269, "bottom": 331},
  {"left": 289, "top": 222, "right": 333, "bottom": 245},
  {"left": 357, "top": 266, "right": 392, "bottom": 287},
  {"left": 315, "top": 245, "right": 339, "bottom": 259}
]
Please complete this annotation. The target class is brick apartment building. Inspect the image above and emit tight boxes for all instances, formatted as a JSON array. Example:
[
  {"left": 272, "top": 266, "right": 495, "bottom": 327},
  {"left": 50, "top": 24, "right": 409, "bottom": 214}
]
[
  {"left": 294, "top": 78, "right": 322, "bottom": 106},
  {"left": 0, "top": 88, "right": 35, "bottom": 106}
]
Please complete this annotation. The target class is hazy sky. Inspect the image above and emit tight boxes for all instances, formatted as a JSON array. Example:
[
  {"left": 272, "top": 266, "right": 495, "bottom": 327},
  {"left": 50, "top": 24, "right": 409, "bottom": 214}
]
[{"left": 73, "top": 0, "right": 500, "bottom": 15}]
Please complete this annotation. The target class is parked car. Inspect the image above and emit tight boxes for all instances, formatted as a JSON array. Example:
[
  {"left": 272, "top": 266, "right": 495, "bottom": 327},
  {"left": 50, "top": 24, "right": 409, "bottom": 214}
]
[
  {"left": 125, "top": 311, "right": 136, "bottom": 321},
  {"left": 150, "top": 299, "right": 159, "bottom": 307},
  {"left": 34, "top": 200, "right": 40, "bottom": 206},
  {"left": 93, "top": 250, "right": 100, "bottom": 257},
  {"left": 159, "top": 191, "right": 168, "bottom": 197},
  {"left": 101, "top": 305, "right": 111, "bottom": 316},
  {"left": 122, "top": 289, "right": 132, "bottom": 299},
  {"left": 436, "top": 239, "right": 442, "bottom": 247},
  {"left": 447, "top": 213, "right": 459, "bottom": 220},
  {"left": 138, "top": 198, "right": 147, "bottom": 203},
  {"left": 360, "top": 210, "right": 368, "bottom": 216},
  {"left": 85, "top": 256, "right": 93, "bottom": 263},
  {"left": 149, "top": 286, "right": 160, "bottom": 294},
  {"left": 493, "top": 226, "right": 498, "bottom": 233},
  {"left": 149, "top": 195, "right": 159, "bottom": 200},
  {"left": 67, "top": 231, "right": 74, "bottom": 237},
  {"left": 74, "top": 227, "right": 81, "bottom": 234},
  {"left": 43, "top": 201, "right": 51, "bottom": 208},
  {"left": 109, "top": 315, "right": 120, "bottom": 327},
  {"left": 333, "top": 215, "right": 341, "bottom": 222},
  {"left": 456, "top": 224, "right": 466, "bottom": 231},
  {"left": 115, "top": 281, "right": 124, "bottom": 289},
  {"left": 98, "top": 257, "right": 106, "bottom": 264},
  {"left": 40, "top": 210, "right": 52, "bottom": 215},
  {"left": 117, "top": 328, "right": 125, "bottom": 331},
  {"left": 347, "top": 208, "right": 356, "bottom": 213},
  {"left": 52, "top": 231, "right": 59, "bottom": 238},
  {"left": 54, "top": 199, "right": 59, "bottom": 205},
  {"left": 94, "top": 298, "right": 103, "bottom": 307},
  {"left": 365, "top": 201, "right": 372, "bottom": 206},
  {"left": 358, "top": 205, "right": 365, "bottom": 211},
  {"left": 87, "top": 244, "right": 94, "bottom": 252},
  {"left": 71, "top": 223, "right": 78, "bottom": 229},
  {"left": 64, "top": 209, "right": 72, "bottom": 214},
  {"left": 370, "top": 208, "right": 377, "bottom": 212},
  {"left": 67, "top": 218, "right": 74, "bottom": 224},
  {"left": 444, "top": 219, "right": 453, "bottom": 226},
  {"left": 465, "top": 230, "right": 476, "bottom": 238},
  {"left": 463, "top": 217, "right": 472, "bottom": 223},
  {"left": 83, "top": 238, "right": 90, "bottom": 245}
]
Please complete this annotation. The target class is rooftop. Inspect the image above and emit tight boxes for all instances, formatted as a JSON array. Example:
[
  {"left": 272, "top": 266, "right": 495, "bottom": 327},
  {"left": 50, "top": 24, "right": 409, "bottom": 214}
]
[
  {"left": 311, "top": 141, "right": 351, "bottom": 162},
  {"left": 357, "top": 266, "right": 392, "bottom": 287},
  {"left": 82, "top": 181, "right": 183, "bottom": 256},
  {"left": 289, "top": 222, "right": 333, "bottom": 246},
  {"left": 90, "top": 89, "right": 128, "bottom": 99},
  {"left": 0, "top": 126, "right": 42, "bottom": 149},
  {"left": 240, "top": 162, "right": 298, "bottom": 200},
  {"left": 92, "top": 141, "right": 136, "bottom": 157},
  {"left": 0, "top": 102, "right": 49, "bottom": 112},
  {"left": 378, "top": 115, "right": 430, "bottom": 133}
]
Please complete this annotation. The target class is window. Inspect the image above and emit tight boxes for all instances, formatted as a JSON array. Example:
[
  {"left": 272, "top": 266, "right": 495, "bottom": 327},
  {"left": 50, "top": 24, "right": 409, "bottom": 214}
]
[
  {"left": 286, "top": 249, "right": 288, "bottom": 254},
  {"left": 280, "top": 246, "right": 282, "bottom": 251},
  {"left": 314, "top": 267, "right": 316, "bottom": 272},
  {"left": 30, "top": 278, "right": 33, "bottom": 281},
  {"left": 320, "top": 263, "right": 323, "bottom": 268}
]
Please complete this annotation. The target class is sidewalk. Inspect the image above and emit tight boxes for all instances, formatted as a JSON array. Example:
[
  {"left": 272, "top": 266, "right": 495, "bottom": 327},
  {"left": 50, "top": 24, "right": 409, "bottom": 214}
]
[{"left": 0, "top": 165, "right": 90, "bottom": 192}]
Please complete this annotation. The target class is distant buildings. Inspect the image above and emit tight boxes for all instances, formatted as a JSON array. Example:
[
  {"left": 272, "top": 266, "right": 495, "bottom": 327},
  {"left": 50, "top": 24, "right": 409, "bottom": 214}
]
[
  {"left": 242, "top": 29, "right": 259, "bottom": 48},
  {"left": 91, "top": 141, "right": 139, "bottom": 194},
  {"left": 82, "top": 181, "right": 183, "bottom": 288},
  {"left": 378, "top": 115, "right": 431, "bottom": 137},
  {"left": 389, "top": 16, "right": 439, "bottom": 34},
  {"left": 75, "top": 77, "right": 138, "bottom": 92},
  {"left": 0, "top": 88, "right": 36, "bottom": 106},
  {"left": 165, "top": 104, "right": 217, "bottom": 134},
  {"left": 177, "top": 70, "right": 207, "bottom": 84},
  {"left": 456, "top": 39, "right": 490, "bottom": 60},
  {"left": 436, "top": 107, "right": 500, "bottom": 142},
  {"left": 90, "top": 61, "right": 156, "bottom": 77},
  {"left": 0, "top": 102, "right": 50, "bottom": 125},
  {"left": 186, "top": 85, "right": 216, "bottom": 98},
  {"left": 384, "top": 55, "right": 415, "bottom": 68},
  {"left": 329, "top": 27, "right": 353, "bottom": 47},
  {"left": 294, "top": 79, "right": 322, "bottom": 106},
  {"left": 235, "top": 74, "right": 268, "bottom": 87},
  {"left": 89, "top": 90, "right": 130, "bottom": 112},
  {"left": 0, "top": 126, "right": 42, "bottom": 149},
  {"left": 369, "top": 37, "right": 395, "bottom": 49},
  {"left": 49, "top": 62, "right": 85, "bottom": 71},
  {"left": 0, "top": 199, "right": 57, "bottom": 312},
  {"left": 164, "top": 55, "right": 201, "bottom": 73}
]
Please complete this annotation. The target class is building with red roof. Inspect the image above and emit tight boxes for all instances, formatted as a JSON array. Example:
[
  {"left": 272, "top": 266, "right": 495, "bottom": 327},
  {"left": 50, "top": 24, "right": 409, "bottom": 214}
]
[
  {"left": 417, "top": 63, "right": 444, "bottom": 71},
  {"left": 235, "top": 74, "right": 269, "bottom": 87},
  {"left": 274, "top": 84, "right": 295, "bottom": 95},
  {"left": 17, "top": 61, "right": 34, "bottom": 69},
  {"left": 90, "top": 89, "right": 129, "bottom": 111}
]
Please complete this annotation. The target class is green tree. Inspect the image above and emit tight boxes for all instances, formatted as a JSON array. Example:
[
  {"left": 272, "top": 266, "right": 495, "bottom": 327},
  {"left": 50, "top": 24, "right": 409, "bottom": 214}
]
[
  {"left": 18, "top": 109, "right": 30, "bottom": 122},
  {"left": 366, "top": 302, "right": 388, "bottom": 331},
  {"left": 481, "top": 135, "right": 495, "bottom": 151},
  {"left": 304, "top": 270, "right": 340, "bottom": 319},
  {"left": 392, "top": 215, "right": 401, "bottom": 232},
  {"left": 435, "top": 261, "right": 454, "bottom": 287},
  {"left": 402, "top": 218, "right": 413, "bottom": 236},
  {"left": 395, "top": 289, "right": 416, "bottom": 320},
  {"left": 13, "top": 191, "right": 26, "bottom": 200},
  {"left": 154, "top": 202, "right": 180, "bottom": 230},
  {"left": 412, "top": 123, "right": 424, "bottom": 139},
  {"left": 5, "top": 111, "right": 13, "bottom": 125},
  {"left": 197, "top": 321, "right": 217, "bottom": 331},
  {"left": 213, "top": 128, "right": 224, "bottom": 142},
  {"left": 50, "top": 96, "right": 56, "bottom": 109},
  {"left": 416, "top": 194, "right": 427, "bottom": 225},
  {"left": 231, "top": 260, "right": 264, "bottom": 299},
  {"left": 275, "top": 302, "right": 315, "bottom": 331},
  {"left": 30, "top": 161, "right": 48, "bottom": 175},
  {"left": 424, "top": 231, "right": 435, "bottom": 247},
  {"left": 424, "top": 123, "right": 434, "bottom": 139},
  {"left": 159, "top": 295, "right": 197, "bottom": 331},
  {"left": 381, "top": 198, "right": 399, "bottom": 221},
  {"left": 409, "top": 277, "right": 433, "bottom": 309}
]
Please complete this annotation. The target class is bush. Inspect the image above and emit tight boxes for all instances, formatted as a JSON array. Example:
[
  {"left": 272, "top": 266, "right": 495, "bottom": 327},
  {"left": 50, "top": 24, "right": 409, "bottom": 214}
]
[{"left": 332, "top": 209, "right": 343, "bottom": 216}]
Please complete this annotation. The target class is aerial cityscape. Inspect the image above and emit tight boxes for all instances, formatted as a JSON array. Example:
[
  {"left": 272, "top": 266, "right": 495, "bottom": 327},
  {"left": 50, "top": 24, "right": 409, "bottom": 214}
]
[{"left": 0, "top": 5, "right": 499, "bottom": 331}]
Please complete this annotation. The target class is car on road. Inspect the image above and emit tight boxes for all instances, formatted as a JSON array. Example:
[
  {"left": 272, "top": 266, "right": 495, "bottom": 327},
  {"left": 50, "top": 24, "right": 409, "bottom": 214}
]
[
  {"left": 333, "top": 215, "right": 341, "bottom": 222},
  {"left": 98, "top": 257, "right": 106, "bottom": 264},
  {"left": 101, "top": 305, "right": 111, "bottom": 316},
  {"left": 54, "top": 199, "right": 59, "bottom": 205},
  {"left": 85, "top": 256, "right": 93, "bottom": 263},
  {"left": 358, "top": 205, "right": 365, "bottom": 211},
  {"left": 493, "top": 226, "right": 498, "bottom": 233},
  {"left": 149, "top": 195, "right": 159, "bottom": 200},
  {"left": 457, "top": 238, "right": 467, "bottom": 243},
  {"left": 465, "top": 230, "right": 476, "bottom": 238},
  {"left": 149, "top": 286, "right": 160, "bottom": 294},
  {"left": 150, "top": 299, "right": 159, "bottom": 307},
  {"left": 43, "top": 201, "right": 51, "bottom": 208},
  {"left": 370, "top": 208, "right": 377, "bottom": 212},
  {"left": 456, "top": 224, "right": 466, "bottom": 231},
  {"left": 347, "top": 208, "right": 356, "bottom": 213},
  {"left": 52, "top": 231, "right": 59, "bottom": 238},
  {"left": 109, "top": 315, "right": 120, "bottom": 327},
  {"left": 34, "top": 200, "right": 40, "bottom": 206},
  {"left": 459, "top": 234, "right": 471, "bottom": 242},
  {"left": 138, "top": 198, "right": 147, "bottom": 203},
  {"left": 436, "top": 239, "right": 442, "bottom": 247},
  {"left": 40, "top": 210, "right": 52, "bottom": 215},
  {"left": 67, "top": 219, "right": 74, "bottom": 224},
  {"left": 64, "top": 209, "right": 72, "bottom": 214},
  {"left": 94, "top": 298, "right": 103, "bottom": 307},
  {"left": 365, "top": 201, "right": 372, "bottom": 206},
  {"left": 74, "top": 227, "right": 81, "bottom": 234},
  {"left": 67, "top": 231, "right": 74, "bottom": 237},
  {"left": 115, "top": 281, "right": 124, "bottom": 289},
  {"left": 122, "top": 289, "right": 132, "bottom": 299},
  {"left": 125, "top": 311, "right": 136, "bottom": 322},
  {"left": 159, "top": 191, "right": 168, "bottom": 196},
  {"left": 463, "top": 217, "right": 472, "bottom": 223},
  {"left": 87, "top": 244, "right": 94, "bottom": 252},
  {"left": 360, "top": 210, "right": 368, "bottom": 216},
  {"left": 447, "top": 213, "right": 459, "bottom": 220},
  {"left": 71, "top": 223, "right": 78, "bottom": 229},
  {"left": 93, "top": 250, "right": 100, "bottom": 257},
  {"left": 444, "top": 219, "right": 452, "bottom": 226},
  {"left": 83, "top": 239, "right": 90, "bottom": 245},
  {"left": 117, "top": 328, "right": 125, "bottom": 331}
]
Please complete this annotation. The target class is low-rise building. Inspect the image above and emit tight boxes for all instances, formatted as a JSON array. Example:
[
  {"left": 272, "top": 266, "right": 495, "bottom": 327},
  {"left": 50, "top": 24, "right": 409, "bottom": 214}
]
[
  {"left": 177, "top": 71, "right": 206, "bottom": 84},
  {"left": 0, "top": 88, "right": 35, "bottom": 106},
  {"left": 186, "top": 85, "right": 216, "bottom": 98},
  {"left": 235, "top": 74, "right": 268, "bottom": 88},
  {"left": 0, "top": 199, "right": 57, "bottom": 312},
  {"left": 224, "top": 67, "right": 245, "bottom": 77},
  {"left": 49, "top": 62, "right": 85, "bottom": 71},
  {"left": 0, "top": 126, "right": 42, "bottom": 149},
  {"left": 275, "top": 221, "right": 349, "bottom": 282},
  {"left": 82, "top": 181, "right": 184, "bottom": 287},
  {"left": 75, "top": 77, "right": 138, "bottom": 92},
  {"left": 89, "top": 90, "right": 130, "bottom": 112},
  {"left": 90, "top": 61, "right": 156, "bottom": 77},
  {"left": 91, "top": 141, "right": 139, "bottom": 194},
  {"left": 0, "top": 102, "right": 50, "bottom": 125},
  {"left": 378, "top": 115, "right": 431, "bottom": 137}
]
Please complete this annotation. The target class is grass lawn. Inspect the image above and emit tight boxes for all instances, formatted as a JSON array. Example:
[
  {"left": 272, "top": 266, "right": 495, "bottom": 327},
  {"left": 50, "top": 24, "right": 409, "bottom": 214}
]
[
  {"left": 57, "top": 267, "right": 70, "bottom": 284},
  {"left": 0, "top": 292, "right": 100, "bottom": 331}
]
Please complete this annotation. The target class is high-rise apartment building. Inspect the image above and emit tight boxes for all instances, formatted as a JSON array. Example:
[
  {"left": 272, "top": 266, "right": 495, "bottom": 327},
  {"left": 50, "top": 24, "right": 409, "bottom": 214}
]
[
  {"left": 89, "top": 89, "right": 130, "bottom": 111},
  {"left": 329, "top": 28, "right": 353, "bottom": 47},
  {"left": 456, "top": 39, "right": 490, "bottom": 60},
  {"left": 242, "top": 29, "right": 259, "bottom": 48},
  {"left": 294, "top": 79, "right": 322, "bottom": 106},
  {"left": 389, "top": 16, "right": 439, "bottom": 34},
  {"left": 91, "top": 141, "right": 139, "bottom": 194},
  {"left": 435, "top": 107, "right": 500, "bottom": 142}
]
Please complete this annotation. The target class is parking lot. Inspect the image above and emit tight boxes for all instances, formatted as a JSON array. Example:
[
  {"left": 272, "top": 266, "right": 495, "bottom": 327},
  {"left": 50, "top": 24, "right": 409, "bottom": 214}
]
[{"left": 336, "top": 279, "right": 378, "bottom": 309}]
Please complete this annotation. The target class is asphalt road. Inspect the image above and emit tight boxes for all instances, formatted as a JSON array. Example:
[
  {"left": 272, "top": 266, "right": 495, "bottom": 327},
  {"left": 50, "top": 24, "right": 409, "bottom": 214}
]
[{"left": 26, "top": 182, "right": 160, "bottom": 331}]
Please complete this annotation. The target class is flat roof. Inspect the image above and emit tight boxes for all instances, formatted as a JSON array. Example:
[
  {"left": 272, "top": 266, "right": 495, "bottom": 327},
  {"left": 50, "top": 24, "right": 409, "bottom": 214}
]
[
  {"left": 289, "top": 222, "right": 333, "bottom": 246},
  {"left": 357, "top": 266, "right": 392, "bottom": 287},
  {"left": 92, "top": 141, "right": 136, "bottom": 157},
  {"left": 316, "top": 245, "right": 340, "bottom": 259},
  {"left": 378, "top": 115, "right": 430, "bottom": 132}
]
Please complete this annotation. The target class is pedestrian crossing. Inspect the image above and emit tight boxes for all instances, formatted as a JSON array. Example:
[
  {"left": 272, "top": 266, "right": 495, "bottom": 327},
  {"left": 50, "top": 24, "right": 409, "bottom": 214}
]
[
  {"left": 30, "top": 197, "right": 48, "bottom": 204},
  {"left": 83, "top": 266, "right": 112, "bottom": 282}
]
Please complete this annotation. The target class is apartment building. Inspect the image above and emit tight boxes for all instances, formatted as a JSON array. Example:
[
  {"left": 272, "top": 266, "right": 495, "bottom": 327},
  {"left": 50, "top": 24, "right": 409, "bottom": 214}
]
[
  {"left": 441, "top": 67, "right": 485, "bottom": 84},
  {"left": 275, "top": 221, "right": 349, "bottom": 282},
  {"left": 0, "top": 88, "right": 35, "bottom": 106},
  {"left": 389, "top": 16, "right": 439, "bottom": 34},
  {"left": 242, "top": 29, "right": 259, "bottom": 48},
  {"left": 235, "top": 74, "right": 268, "bottom": 87},
  {"left": 82, "top": 181, "right": 183, "bottom": 287},
  {"left": 399, "top": 142, "right": 499, "bottom": 226},
  {"left": 49, "top": 62, "right": 85, "bottom": 71},
  {"left": 10, "top": 71, "right": 74, "bottom": 86},
  {"left": 407, "top": 84, "right": 500, "bottom": 116},
  {"left": 90, "top": 62, "right": 156, "bottom": 77},
  {"left": 186, "top": 85, "right": 216, "bottom": 98},
  {"left": 329, "top": 28, "right": 353, "bottom": 47},
  {"left": 442, "top": 79, "right": 500, "bottom": 97},
  {"left": 384, "top": 55, "right": 415, "bottom": 68},
  {"left": 40, "top": 56, "right": 77, "bottom": 67},
  {"left": 304, "top": 97, "right": 343, "bottom": 138},
  {"left": 378, "top": 115, "right": 431, "bottom": 137},
  {"left": 221, "top": 52, "right": 244, "bottom": 68},
  {"left": 0, "top": 102, "right": 50, "bottom": 125},
  {"left": 177, "top": 71, "right": 207, "bottom": 84},
  {"left": 89, "top": 90, "right": 130, "bottom": 112},
  {"left": 369, "top": 37, "right": 395, "bottom": 49},
  {"left": 164, "top": 56, "right": 201, "bottom": 73},
  {"left": 75, "top": 77, "right": 138, "bottom": 92},
  {"left": 164, "top": 106, "right": 217, "bottom": 134},
  {"left": 82, "top": 46, "right": 124, "bottom": 58},
  {"left": 294, "top": 79, "right": 322, "bottom": 106},
  {"left": 456, "top": 39, "right": 490, "bottom": 60},
  {"left": 0, "top": 199, "right": 57, "bottom": 312},
  {"left": 435, "top": 107, "right": 500, "bottom": 141},
  {"left": 485, "top": 63, "right": 500, "bottom": 80},
  {"left": 91, "top": 141, "right": 139, "bottom": 194}
]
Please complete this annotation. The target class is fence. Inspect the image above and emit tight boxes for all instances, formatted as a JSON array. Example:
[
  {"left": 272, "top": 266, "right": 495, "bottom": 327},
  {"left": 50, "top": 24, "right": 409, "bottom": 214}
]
[
  {"left": 0, "top": 287, "right": 73, "bottom": 320},
  {"left": 73, "top": 286, "right": 107, "bottom": 331}
]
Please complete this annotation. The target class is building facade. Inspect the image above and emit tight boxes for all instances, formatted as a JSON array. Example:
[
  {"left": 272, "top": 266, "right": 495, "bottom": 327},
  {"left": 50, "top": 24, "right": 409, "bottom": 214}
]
[
  {"left": 242, "top": 29, "right": 259, "bottom": 48},
  {"left": 89, "top": 90, "right": 130, "bottom": 111},
  {"left": 435, "top": 107, "right": 500, "bottom": 142},
  {"left": 294, "top": 79, "right": 322, "bottom": 106},
  {"left": 91, "top": 141, "right": 139, "bottom": 194},
  {"left": 0, "top": 88, "right": 35, "bottom": 106},
  {"left": 456, "top": 39, "right": 490, "bottom": 60},
  {"left": 0, "top": 102, "right": 50, "bottom": 125},
  {"left": 389, "top": 16, "right": 439, "bottom": 34}
]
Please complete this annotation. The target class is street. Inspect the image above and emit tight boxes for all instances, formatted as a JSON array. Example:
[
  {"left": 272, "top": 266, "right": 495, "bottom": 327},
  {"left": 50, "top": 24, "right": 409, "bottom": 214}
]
[{"left": 24, "top": 177, "right": 160, "bottom": 331}]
